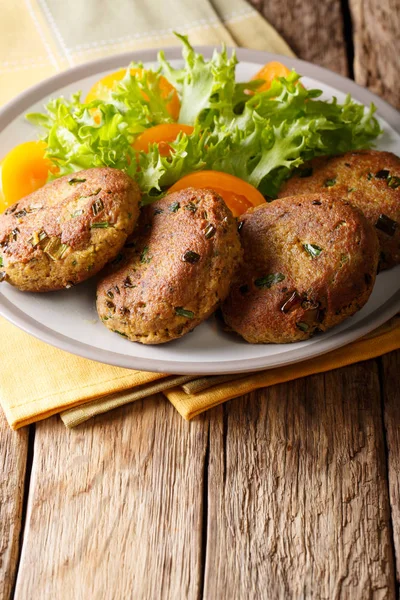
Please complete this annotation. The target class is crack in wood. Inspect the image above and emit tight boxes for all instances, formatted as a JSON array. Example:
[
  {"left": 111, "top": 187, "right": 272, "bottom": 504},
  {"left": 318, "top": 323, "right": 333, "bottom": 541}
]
[
  {"left": 0, "top": 413, "right": 29, "bottom": 600},
  {"left": 199, "top": 423, "right": 210, "bottom": 600},
  {"left": 222, "top": 405, "right": 228, "bottom": 486},
  {"left": 10, "top": 425, "right": 35, "bottom": 600},
  {"left": 340, "top": 0, "right": 355, "bottom": 79}
]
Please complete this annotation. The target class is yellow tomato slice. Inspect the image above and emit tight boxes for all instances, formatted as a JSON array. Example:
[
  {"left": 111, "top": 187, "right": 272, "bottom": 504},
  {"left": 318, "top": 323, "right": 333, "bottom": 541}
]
[
  {"left": 252, "top": 61, "right": 292, "bottom": 92},
  {"left": 85, "top": 68, "right": 180, "bottom": 120},
  {"left": 133, "top": 123, "right": 194, "bottom": 156},
  {"left": 0, "top": 141, "right": 56, "bottom": 213},
  {"left": 168, "top": 171, "right": 266, "bottom": 217}
]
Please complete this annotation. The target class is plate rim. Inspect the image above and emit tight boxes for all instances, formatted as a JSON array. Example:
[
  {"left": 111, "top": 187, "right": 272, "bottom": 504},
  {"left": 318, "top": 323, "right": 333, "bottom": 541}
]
[
  {"left": 0, "top": 45, "right": 399, "bottom": 375},
  {"left": 1, "top": 287, "right": 399, "bottom": 374}
]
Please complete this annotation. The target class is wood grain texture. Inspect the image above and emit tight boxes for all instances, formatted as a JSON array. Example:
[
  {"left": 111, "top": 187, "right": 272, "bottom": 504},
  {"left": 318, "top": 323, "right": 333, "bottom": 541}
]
[
  {"left": 204, "top": 363, "right": 395, "bottom": 599},
  {"left": 0, "top": 411, "right": 28, "bottom": 600},
  {"left": 14, "top": 396, "right": 208, "bottom": 600},
  {"left": 249, "top": 0, "right": 348, "bottom": 74},
  {"left": 381, "top": 351, "right": 400, "bottom": 582},
  {"left": 349, "top": 0, "right": 400, "bottom": 109}
]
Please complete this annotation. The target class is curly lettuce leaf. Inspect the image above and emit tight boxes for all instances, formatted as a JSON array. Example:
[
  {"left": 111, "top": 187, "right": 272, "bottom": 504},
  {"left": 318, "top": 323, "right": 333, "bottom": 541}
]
[
  {"left": 137, "top": 126, "right": 207, "bottom": 201},
  {"left": 109, "top": 64, "right": 174, "bottom": 127},
  {"left": 158, "top": 33, "right": 239, "bottom": 125},
  {"left": 26, "top": 34, "right": 382, "bottom": 202},
  {"left": 138, "top": 61, "right": 382, "bottom": 200},
  {"left": 25, "top": 66, "right": 175, "bottom": 178},
  {"left": 27, "top": 93, "right": 136, "bottom": 177}
]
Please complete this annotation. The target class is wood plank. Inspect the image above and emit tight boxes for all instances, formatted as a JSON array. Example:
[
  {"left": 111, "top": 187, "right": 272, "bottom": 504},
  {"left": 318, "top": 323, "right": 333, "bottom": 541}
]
[
  {"left": 381, "top": 350, "right": 400, "bottom": 582},
  {"left": 349, "top": 0, "right": 400, "bottom": 109},
  {"left": 204, "top": 362, "right": 395, "bottom": 598},
  {"left": 349, "top": 0, "right": 400, "bottom": 584},
  {"left": 0, "top": 411, "right": 28, "bottom": 600},
  {"left": 14, "top": 396, "right": 208, "bottom": 600},
  {"left": 249, "top": 0, "right": 348, "bottom": 74}
]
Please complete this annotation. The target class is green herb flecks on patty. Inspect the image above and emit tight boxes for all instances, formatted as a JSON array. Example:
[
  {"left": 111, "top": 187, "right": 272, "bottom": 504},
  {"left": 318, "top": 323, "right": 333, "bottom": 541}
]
[
  {"left": 68, "top": 177, "right": 87, "bottom": 185},
  {"left": 140, "top": 246, "right": 152, "bottom": 263},
  {"left": 182, "top": 250, "right": 200, "bottom": 263},
  {"left": 175, "top": 307, "right": 195, "bottom": 319},
  {"left": 375, "top": 214, "right": 398, "bottom": 237},
  {"left": 90, "top": 221, "right": 110, "bottom": 229},
  {"left": 169, "top": 201, "right": 180, "bottom": 213},
  {"left": 388, "top": 176, "right": 400, "bottom": 189},
  {"left": 254, "top": 273, "right": 285, "bottom": 288},
  {"left": 303, "top": 243, "right": 322, "bottom": 258},
  {"left": 91, "top": 198, "right": 104, "bottom": 215},
  {"left": 185, "top": 202, "right": 197, "bottom": 213},
  {"left": 204, "top": 224, "right": 216, "bottom": 239}
]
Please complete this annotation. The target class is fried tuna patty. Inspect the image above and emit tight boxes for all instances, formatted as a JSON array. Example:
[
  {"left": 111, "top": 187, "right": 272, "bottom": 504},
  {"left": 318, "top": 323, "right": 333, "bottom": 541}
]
[
  {"left": 222, "top": 193, "right": 379, "bottom": 344},
  {"left": 278, "top": 150, "right": 400, "bottom": 270},
  {"left": 96, "top": 187, "right": 242, "bottom": 344},
  {"left": 0, "top": 168, "right": 140, "bottom": 292}
]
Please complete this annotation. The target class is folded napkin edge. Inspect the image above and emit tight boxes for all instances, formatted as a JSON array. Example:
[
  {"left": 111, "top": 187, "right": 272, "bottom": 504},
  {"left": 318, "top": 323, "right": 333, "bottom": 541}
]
[{"left": 165, "top": 324, "right": 400, "bottom": 420}]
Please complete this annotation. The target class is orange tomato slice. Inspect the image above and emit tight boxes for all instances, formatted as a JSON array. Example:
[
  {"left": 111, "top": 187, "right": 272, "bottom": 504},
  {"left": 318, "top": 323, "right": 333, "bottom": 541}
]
[
  {"left": 168, "top": 171, "right": 265, "bottom": 217},
  {"left": 252, "top": 61, "right": 292, "bottom": 92},
  {"left": 0, "top": 141, "right": 56, "bottom": 213},
  {"left": 85, "top": 68, "right": 180, "bottom": 121},
  {"left": 133, "top": 123, "right": 194, "bottom": 156}
]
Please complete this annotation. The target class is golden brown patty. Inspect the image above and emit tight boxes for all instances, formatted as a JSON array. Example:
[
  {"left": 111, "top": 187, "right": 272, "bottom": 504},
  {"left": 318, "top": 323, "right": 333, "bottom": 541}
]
[
  {"left": 278, "top": 150, "right": 400, "bottom": 270},
  {"left": 222, "top": 193, "right": 379, "bottom": 344},
  {"left": 0, "top": 168, "right": 140, "bottom": 292},
  {"left": 96, "top": 187, "right": 242, "bottom": 344}
]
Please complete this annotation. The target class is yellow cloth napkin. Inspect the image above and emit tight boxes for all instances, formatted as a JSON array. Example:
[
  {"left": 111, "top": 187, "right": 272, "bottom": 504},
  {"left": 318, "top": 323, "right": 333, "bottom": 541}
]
[
  {"left": 0, "top": 0, "right": 293, "bottom": 107},
  {"left": 166, "top": 316, "right": 400, "bottom": 419},
  {"left": 0, "top": 318, "right": 169, "bottom": 428},
  {"left": 1, "top": 315, "right": 399, "bottom": 429},
  {"left": 0, "top": 0, "right": 399, "bottom": 430}
]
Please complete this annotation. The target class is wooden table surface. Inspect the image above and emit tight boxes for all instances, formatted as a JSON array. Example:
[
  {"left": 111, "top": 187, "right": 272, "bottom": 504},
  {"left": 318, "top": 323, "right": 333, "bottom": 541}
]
[{"left": 1, "top": 1, "right": 400, "bottom": 598}]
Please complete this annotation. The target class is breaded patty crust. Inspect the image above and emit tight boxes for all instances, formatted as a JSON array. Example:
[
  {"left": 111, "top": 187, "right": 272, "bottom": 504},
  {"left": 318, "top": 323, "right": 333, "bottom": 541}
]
[
  {"left": 0, "top": 168, "right": 140, "bottom": 291},
  {"left": 222, "top": 193, "right": 379, "bottom": 344},
  {"left": 97, "top": 188, "right": 242, "bottom": 344},
  {"left": 278, "top": 150, "right": 400, "bottom": 270}
]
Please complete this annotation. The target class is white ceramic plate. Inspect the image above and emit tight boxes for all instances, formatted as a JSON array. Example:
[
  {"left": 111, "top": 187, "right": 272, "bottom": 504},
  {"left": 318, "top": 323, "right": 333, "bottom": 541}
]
[{"left": 0, "top": 47, "right": 399, "bottom": 374}]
